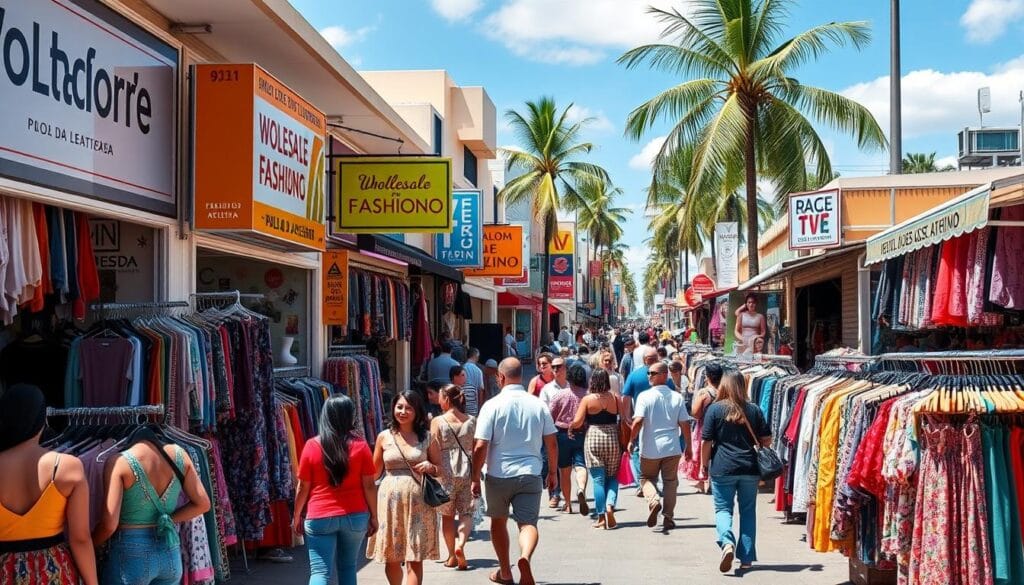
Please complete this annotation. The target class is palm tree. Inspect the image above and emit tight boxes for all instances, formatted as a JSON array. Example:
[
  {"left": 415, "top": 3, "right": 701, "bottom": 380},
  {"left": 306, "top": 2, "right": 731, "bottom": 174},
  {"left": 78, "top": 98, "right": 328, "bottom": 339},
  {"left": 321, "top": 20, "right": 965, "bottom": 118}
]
[
  {"left": 642, "top": 250, "right": 677, "bottom": 315},
  {"left": 500, "top": 97, "right": 610, "bottom": 343},
  {"left": 578, "top": 178, "right": 631, "bottom": 309},
  {"left": 620, "top": 0, "right": 886, "bottom": 276},
  {"left": 621, "top": 263, "right": 639, "bottom": 316},
  {"left": 902, "top": 152, "right": 954, "bottom": 173}
]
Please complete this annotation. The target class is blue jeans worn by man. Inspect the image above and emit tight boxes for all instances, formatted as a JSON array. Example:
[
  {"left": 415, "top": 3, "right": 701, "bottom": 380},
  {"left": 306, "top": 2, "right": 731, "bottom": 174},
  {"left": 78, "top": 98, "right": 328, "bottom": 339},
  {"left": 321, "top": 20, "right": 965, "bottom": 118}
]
[
  {"left": 710, "top": 475, "right": 759, "bottom": 565},
  {"left": 304, "top": 512, "right": 369, "bottom": 585}
]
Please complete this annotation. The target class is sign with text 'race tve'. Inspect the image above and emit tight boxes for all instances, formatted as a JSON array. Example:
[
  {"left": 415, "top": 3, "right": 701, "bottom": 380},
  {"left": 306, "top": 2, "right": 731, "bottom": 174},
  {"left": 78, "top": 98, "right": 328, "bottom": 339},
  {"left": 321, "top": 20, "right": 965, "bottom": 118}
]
[
  {"left": 464, "top": 224, "right": 523, "bottom": 277},
  {"left": 789, "top": 189, "right": 841, "bottom": 250},
  {"left": 434, "top": 190, "right": 481, "bottom": 267},
  {"left": 0, "top": 0, "right": 177, "bottom": 215},
  {"left": 335, "top": 157, "right": 451, "bottom": 233},
  {"left": 193, "top": 63, "right": 326, "bottom": 251}
]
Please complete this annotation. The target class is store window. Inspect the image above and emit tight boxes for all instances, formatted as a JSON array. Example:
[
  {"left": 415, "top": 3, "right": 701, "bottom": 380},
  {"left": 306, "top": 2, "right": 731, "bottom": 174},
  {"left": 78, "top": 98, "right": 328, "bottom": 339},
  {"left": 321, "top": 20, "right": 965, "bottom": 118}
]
[
  {"left": 89, "top": 219, "right": 159, "bottom": 303},
  {"left": 464, "top": 146, "right": 478, "bottom": 187},
  {"left": 196, "top": 251, "right": 312, "bottom": 367}
]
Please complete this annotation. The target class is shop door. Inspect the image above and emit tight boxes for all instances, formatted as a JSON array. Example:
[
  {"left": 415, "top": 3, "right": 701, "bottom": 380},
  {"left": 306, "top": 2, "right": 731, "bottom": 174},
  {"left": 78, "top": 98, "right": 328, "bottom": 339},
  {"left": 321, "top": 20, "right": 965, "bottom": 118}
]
[
  {"left": 796, "top": 278, "right": 842, "bottom": 369},
  {"left": 515, "top": 310, "right": 533, "bottom": 358}
]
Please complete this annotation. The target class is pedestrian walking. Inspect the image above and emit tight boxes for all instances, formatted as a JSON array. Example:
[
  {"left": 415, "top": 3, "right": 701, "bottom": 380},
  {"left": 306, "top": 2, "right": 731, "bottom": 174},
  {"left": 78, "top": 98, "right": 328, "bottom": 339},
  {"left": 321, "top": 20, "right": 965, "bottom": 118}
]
[
  {"left": 471, "top": 358, "right": 558, "bottom": 585},
  {"left": 0, "top": 385, "right": 99, "bottom": 585},
  {"left": 465, "top": 348, "right": 487, "bottom": 406},
  {"left": 292, "top": 395, "right": 378, "bottom": 585},
  {"left": 93, "top": 413, "right": 211, "bottom": 585},
  {"left": 449, "top": 365, "right": 479, "bottom": 416},
  {"left": 681, "top": 362, "right": 723, "bottom": 494},
  {"left": 427, "top": 341, "right": 460, "bottom": 385},
  {"left": 700, "top": 370, "right": 771, "bottom": 574},
  {"left": 618, "top": 337, "right": 637, "bottom": 379},
  {"left": 527, "top": 352, "right": 555, "bottom": 397},
  {"left": 569, "top": 369, "right": 625, "bottom": 529},
  {"left": 599, "top": 350, "right": 623, "bottom": 395},
  {"left": 627, "top": 362, "right": 693, "bottom": 532},
  {"left": 430, "top": 385, "right": 476, "bottom": 571},
  {"left": 549, "top": 363, "right": 589, "bottom": 516},
  {"left": 528, "top": 352, "right": 560, "bottom": 509},
  {"left": 368, "top": 391, "right": 443, "bottom": 585}
]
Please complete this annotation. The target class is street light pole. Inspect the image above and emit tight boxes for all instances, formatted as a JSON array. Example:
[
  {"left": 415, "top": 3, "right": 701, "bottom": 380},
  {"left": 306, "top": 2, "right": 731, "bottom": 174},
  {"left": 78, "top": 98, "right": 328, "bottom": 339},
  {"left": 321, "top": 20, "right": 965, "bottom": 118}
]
[{"left": 890, "top": 0, "right": 902, "bottom": 174}]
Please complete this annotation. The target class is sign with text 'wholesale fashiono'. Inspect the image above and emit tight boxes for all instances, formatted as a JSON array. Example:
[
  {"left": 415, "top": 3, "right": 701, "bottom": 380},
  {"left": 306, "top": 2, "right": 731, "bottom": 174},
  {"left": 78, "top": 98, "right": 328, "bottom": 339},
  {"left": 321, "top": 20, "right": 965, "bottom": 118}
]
[
  {"left": 0, "top": 0, "right": 177, "bottom": 216},
  {"left": 548, "top": 222, "right": 575, "bottom": 300},
  {"left": 335, "top": 157, "right": 451, "bottom": 233},
  {"left": 193, "top": 63, "right": 326, "bottom": 251},
  {"left": 322, "top": 250, "right": 348, "bottom": 326},
  {"left": 464, "top": 224, "right": 523, "bottom": 277},
  {"left": 434, "top": 190, "right": 482, "bottom": 267},
  {"left": 789, "top": 188, "right": 841, "bottom": 250}
]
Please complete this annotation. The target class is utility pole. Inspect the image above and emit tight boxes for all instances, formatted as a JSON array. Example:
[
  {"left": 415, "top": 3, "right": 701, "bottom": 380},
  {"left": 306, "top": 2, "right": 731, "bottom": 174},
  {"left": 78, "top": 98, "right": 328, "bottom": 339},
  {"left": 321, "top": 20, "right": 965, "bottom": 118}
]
[{"left": 890, "top": 0, "right": 902, "bottom": 174}]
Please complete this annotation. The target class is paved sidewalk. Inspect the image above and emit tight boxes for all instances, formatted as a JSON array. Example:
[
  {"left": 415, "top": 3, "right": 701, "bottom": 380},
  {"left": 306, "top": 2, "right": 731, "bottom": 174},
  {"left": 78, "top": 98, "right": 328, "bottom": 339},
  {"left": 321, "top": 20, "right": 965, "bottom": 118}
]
[{"left": 229, "top": 481, "right": 852, "bottom": 584}]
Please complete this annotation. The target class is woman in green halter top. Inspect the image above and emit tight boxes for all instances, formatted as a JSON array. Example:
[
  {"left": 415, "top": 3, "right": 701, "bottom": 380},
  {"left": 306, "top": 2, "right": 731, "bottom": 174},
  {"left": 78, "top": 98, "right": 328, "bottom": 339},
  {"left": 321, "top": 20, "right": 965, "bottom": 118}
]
[{"left": 92, "top": 440, "right": 211, "bottom": 585}]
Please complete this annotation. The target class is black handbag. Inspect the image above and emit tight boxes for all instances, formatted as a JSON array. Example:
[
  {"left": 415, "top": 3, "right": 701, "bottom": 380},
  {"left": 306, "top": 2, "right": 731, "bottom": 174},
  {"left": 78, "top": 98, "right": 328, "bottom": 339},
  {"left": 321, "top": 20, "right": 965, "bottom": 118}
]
[
  {"left": 394, "top": 432, "right": 451, "bottom": 508},
  {"left": 738, "top": 410, "right": 784, "bottom": 482}
]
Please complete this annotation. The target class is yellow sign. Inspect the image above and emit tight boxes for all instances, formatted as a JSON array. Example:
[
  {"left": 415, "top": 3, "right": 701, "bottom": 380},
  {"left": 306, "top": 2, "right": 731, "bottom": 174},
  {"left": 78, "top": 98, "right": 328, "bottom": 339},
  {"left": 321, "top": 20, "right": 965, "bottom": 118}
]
[
  {"left": 548, "top": 222, "right": 575, "bottom": 254},
  {"left": 464, "top": 225, "right": 524, "bottom": 277},
  {"left": 193, "top": 64, "right": 326, "bottom": 251},
  {"left": 323, "top": 250, "right": 349, "bottom": 326},
  {"left": 335, "top": 157, "right": 452, "bottom": 233}
]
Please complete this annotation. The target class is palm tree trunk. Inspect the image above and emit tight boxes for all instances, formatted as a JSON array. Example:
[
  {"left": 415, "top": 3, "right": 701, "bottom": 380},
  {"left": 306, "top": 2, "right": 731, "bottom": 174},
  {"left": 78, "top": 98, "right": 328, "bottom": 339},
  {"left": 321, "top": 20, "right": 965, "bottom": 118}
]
[
  {"left": 540, "top": 219, "right": 553, "bottom": 349},
  {"left": 743, "top": 98, "right": 760, "bottom": 277}
]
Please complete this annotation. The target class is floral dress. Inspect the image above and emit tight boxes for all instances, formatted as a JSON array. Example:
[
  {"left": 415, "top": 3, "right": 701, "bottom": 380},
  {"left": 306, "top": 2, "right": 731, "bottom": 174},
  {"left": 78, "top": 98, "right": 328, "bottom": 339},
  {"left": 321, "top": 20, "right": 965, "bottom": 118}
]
[
  {"left": 366, "top": 432, "right": 440, "bottom": 563},
  {"left": 437, "top": 415, "right": 476, "bottom": 517}
]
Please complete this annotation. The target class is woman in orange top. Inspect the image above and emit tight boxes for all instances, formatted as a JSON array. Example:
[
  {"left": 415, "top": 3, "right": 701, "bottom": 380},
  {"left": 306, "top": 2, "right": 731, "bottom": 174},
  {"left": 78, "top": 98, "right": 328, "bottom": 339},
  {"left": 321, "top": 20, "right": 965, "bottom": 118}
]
[{"left": 0, "top": 385, "right": 98, "bottom": 585}]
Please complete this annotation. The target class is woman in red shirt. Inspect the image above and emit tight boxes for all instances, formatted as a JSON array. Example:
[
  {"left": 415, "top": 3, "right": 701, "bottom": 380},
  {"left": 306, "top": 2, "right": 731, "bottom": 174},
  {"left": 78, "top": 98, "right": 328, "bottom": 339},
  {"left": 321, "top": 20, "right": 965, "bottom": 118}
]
[{"left": 293, "top": 395, "right": 378, "bottom": 585}]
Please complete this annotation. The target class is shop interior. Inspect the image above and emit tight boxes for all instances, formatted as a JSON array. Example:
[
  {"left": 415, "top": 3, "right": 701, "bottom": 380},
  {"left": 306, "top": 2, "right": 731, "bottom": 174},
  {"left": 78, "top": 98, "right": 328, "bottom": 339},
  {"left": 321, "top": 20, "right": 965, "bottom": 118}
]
[{"left": 796, "top": 278, "right": 843, "bottom": 369}]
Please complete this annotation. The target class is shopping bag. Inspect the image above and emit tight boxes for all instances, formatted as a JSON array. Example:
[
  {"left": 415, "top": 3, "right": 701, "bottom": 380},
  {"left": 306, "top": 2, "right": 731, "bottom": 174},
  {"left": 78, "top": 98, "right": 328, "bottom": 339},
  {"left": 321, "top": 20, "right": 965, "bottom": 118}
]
[{"left": 616, "top": 452, "right": 635, "bottom": 486}]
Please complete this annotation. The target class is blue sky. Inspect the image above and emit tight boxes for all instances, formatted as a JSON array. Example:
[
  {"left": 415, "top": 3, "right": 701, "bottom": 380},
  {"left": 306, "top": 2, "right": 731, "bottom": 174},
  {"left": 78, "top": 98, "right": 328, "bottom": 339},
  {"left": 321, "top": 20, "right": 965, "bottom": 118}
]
[{"left": 289, "top": 0, "right": 1024, "bottom": 295}]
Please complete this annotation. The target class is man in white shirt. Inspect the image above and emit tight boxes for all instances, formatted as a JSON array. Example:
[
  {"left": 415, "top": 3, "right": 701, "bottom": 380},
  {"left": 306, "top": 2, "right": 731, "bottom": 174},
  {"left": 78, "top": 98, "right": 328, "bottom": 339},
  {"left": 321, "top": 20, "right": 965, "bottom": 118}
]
[
  {"left": 632, "top": 331, "right": 654, "bottom": 372},
  {"left": 538, "top": 357, "right": 570, "bottom": 406},
  {"left": 628, "top": 362, "right": 693, "bottom": 532},
  {"left": 472, "top": 358, "right": 557, "bottom": 585},
  {"left": 557, "top": 325, "right": 573, "bottom": 349}
]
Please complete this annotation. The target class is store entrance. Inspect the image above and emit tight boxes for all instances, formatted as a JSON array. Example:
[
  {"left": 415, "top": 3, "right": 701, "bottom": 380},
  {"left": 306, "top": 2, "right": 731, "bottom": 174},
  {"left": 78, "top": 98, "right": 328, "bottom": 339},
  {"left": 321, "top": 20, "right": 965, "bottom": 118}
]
[{"left": 796, "top": 278, "right": 842, "bottom": 369}]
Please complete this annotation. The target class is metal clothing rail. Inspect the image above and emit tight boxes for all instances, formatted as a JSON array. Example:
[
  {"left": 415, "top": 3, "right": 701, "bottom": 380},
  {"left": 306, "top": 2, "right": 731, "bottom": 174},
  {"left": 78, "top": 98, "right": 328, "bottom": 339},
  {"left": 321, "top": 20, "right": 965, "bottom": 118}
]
[
  {"left": 190, "top": 291, "right": 265, "bottom": 311},
  {"left": 46, "top": 404, "right": 165, "bottom": 418},
  {"left": 328, "top": 344, "right": 369, "bottom": 357},
  {"left": 273, "top": 366, "right": 310, "bottom": 378}
]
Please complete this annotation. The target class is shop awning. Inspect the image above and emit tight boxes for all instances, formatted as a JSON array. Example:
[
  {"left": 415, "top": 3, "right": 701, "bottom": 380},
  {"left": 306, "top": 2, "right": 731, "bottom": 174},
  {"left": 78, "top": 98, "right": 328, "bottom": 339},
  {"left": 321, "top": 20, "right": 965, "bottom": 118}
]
[
  {"left": 498, "top": 291, "right": 535, "bottom": 308},
  {"left": 865, "top": 173, "right": 1024, "bottom": 265},
  {"left": 356, "top": 234, "right": 464, "bottom": 282},
  {"left": 739, "top": 244, "right": 865, "bottom": 290}
]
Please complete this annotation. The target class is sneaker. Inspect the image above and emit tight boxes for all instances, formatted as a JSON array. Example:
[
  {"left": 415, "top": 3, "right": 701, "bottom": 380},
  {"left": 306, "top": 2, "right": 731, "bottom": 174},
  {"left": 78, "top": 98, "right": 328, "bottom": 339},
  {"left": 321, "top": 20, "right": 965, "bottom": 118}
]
[
  {"left": 646, "top": 502, "right": 662, "bottom": 527},
  {"left": 719, "top": 544, "right": 735, "bottom": 573}
]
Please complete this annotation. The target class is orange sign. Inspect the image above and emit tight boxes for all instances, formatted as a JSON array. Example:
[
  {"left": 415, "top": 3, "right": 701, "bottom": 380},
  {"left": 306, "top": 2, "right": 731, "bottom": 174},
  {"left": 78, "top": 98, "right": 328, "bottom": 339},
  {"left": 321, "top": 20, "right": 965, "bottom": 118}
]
[
  {"left": 464, "top": 224, "right": 523, "bottom": 277},
  {"left": 193, "top": 64, "right": 326, "bottom": 251},
  {"left": 323, "top": 250, "right": 349, "bottom": 326}
]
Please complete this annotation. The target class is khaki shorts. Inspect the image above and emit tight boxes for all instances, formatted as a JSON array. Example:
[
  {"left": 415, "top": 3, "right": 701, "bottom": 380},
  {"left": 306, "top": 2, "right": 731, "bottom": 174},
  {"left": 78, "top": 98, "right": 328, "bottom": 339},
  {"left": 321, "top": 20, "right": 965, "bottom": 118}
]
[{"left": 483, "top": 474, "right": 543, "bottom": 526}]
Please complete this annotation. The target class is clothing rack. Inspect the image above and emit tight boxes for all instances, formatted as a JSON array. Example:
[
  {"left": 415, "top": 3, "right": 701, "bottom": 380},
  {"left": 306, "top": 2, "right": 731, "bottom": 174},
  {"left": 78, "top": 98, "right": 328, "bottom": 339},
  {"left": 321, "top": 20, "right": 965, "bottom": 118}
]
[
  {"left": 46, "top": 404, "right": 165, "bottom": 418},
  {"left": 273, "top": 366, "right": 310, "bottom": 378},
  {"left": 189, "top": 291, "right": 265, "bottom": 311},
  {"left": 328, "top": 344, "right": 369, "bottom": 357},
  {"left": 89, "top": 301, "right": 189, "bottom": 319},
  {"left": 873, "top": 349, "right": 1024, "bottom": 374}
]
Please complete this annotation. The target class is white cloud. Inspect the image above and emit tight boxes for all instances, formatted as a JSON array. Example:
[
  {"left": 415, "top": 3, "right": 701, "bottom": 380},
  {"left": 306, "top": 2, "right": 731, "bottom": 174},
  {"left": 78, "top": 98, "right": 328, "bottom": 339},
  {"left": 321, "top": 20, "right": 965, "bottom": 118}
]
[
  {"left": 628, "top": 136, "right": 666, "bottom": 170},
  {"left": 935, "top": 154, "right": 959, "bottom": 170},
  {"left": 839, "top": 56, "right": 1024, "bottom": 140},
  {"left": 961, "top": 0, "right": 1024, "bottom": 43},
  {"left": 430, "top": 0, "right": 484, "bottom": 22},
  {"left": 566, "top": 105, "right": 614, "bottom": 132},
  {"left": 318, "top": 25, "right": 374, "bottom": 50},
  {"left": 483, "top": 0, "right": 675, "bottom": 65}
]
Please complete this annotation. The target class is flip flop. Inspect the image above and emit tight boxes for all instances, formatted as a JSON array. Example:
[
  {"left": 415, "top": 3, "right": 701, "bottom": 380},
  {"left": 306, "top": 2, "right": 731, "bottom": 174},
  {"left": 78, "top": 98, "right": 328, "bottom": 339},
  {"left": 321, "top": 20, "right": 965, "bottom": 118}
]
[
  {"left": 518, "top": 558, "right": 536, "bottom": 585},
  {"left": 489, "top": 570, "right": 514, "bottom": 585}
]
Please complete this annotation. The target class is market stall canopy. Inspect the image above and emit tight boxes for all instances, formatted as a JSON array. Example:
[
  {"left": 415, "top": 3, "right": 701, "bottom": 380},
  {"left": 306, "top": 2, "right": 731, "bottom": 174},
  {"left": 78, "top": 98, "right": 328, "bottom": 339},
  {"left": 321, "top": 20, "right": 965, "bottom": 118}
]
[
  {"left": 739, "top": 243, "right": 865, "bottom": 290},
  {"left": 356, "top": 235, "right": 463, "bottom": 282},
  {"left": 865, "top": 173, "right": 1024, "bottom": 265}
]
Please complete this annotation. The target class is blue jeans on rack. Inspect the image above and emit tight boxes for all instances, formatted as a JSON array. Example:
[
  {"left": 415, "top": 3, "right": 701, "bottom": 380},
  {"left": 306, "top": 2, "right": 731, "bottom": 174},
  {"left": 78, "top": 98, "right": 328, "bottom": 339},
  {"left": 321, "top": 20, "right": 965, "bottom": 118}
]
[
  {"left": 305, "top": 513, "right": 369, "bottom": 585},
  {"left": 710, "top": 475, "right": 759, "bottom": 564}
]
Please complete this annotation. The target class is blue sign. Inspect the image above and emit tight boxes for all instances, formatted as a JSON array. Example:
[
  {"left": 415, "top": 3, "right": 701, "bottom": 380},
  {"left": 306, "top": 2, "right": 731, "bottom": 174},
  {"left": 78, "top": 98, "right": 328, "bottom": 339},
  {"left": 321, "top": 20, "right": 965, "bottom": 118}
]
[{"left": 434, "top": 190, "right": 482, "bottom": 267}]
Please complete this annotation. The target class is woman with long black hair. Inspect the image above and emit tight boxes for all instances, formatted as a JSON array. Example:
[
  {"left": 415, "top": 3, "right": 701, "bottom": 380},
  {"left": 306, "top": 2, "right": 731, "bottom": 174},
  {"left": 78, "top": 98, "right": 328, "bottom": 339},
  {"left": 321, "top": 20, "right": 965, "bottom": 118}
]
[
  {"left": 367, "top": 390, "right": 443, "bottom": 585},
  {"left": 293, "top": 395, "right": 378, "bottom": 585}
]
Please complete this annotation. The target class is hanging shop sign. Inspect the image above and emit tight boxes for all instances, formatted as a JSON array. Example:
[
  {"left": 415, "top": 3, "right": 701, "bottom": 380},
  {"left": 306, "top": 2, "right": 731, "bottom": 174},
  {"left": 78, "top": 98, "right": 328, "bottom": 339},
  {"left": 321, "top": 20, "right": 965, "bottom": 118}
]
[
  {"left": 434, "top": 190, "right": 482, "bottom": 267},
  {"left": 193, "top": 63, "right": 326, "bottom": 251},
  {"left": 334, "top": 157, "right": 451, "bottom": 233},
  {"left": 714, "top": 222, "right": 739, "bottom": 288},
  {"left": 589, "top": 260, "right": 602, "bottom": 278},
  {"left": 495, "top": 222, "right": 530, "bottom": 287},
  {"left": 789, "top": 188, "right": 841, "bottom": 250},
  {"left": 865, "top": 185, "right": 991, "bottom": 264},
  {"left": 691, "top": 274, "right": 717, "bottom": 296},
  {"left": 548, "top": 222, "right": 575, "bottom": 300},
  {"left": 684, "top": 287, "right": 701, "bottom": 307},
  {"left": 548, "top": 221, "right": 576, "bottom": 255},
  {"left": 0, "top": 0, "right": 177, "bottom": 216},
  {"left": 464, "top": 224, "right": 523, "bottom": 277},
  {"left": 322, "top": 250, "right": 349, "bottom": 326}
]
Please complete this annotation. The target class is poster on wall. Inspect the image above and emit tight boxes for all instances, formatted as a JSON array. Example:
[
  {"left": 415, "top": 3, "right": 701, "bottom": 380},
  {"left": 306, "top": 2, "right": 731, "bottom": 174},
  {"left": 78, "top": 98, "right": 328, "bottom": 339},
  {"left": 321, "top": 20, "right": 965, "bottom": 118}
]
[
  {"left": 193, "top": 63, "right": 326, "bottom": 250},
  {"left": 463, "top": 224, "right": 523, "bottom": 277},
  {"left": 322, "top": 250, "right": 349, "bottom": 326},
  {"left": 334, "top": 157, "right": 451, "bottom": 233},
  {"left": 89, "top": 219, "right": 155, "bottom": 302},
  {"left": 789, "top": 188, "right": 841, "bottom": 250},
  {"left": 725, "top": 291, "right": 781, "bottom": 355},
  {"left": 0, "top": 0, "right": 178, "bottom": 216},
  {"left": 714, "top": 222, "right": 739, "bottom": 288},
  {"left": 548, "top": 222, "right": 575, "bottom": 300},
  {"left": 434, "top": 190, "right": 482, "bottom": 267}
]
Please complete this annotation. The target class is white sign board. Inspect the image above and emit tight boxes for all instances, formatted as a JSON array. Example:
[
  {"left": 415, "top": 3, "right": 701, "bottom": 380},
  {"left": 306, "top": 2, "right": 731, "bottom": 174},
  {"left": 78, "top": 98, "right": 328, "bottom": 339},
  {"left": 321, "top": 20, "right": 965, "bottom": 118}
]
[
  {"left": 789, "top": 189, "right": 841, "bottom": 250},
  {"left": 0, "top": 0, "right": 177, "bottom": 216},
  {"left": 714, "top": 222, "right": 739, "bottom": 288}
]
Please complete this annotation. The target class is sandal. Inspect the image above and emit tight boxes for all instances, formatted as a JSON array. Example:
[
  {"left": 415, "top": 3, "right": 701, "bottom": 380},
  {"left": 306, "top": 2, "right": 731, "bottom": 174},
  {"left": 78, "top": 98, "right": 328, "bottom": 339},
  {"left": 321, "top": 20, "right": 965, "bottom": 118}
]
[
  {"left": 605, "top": 506, "right": 617, "bottom": 529},
  {"left": 577, "top": 490, "right": 589, "bottom": 516},
  {"left": 454, "top": 548, "right": 468, "bottom": 571},
  {"left": 592, "top": 517, "right": 606, "bottom": 529},
  {"left": 443, "top": 557, "right": 458, "bottom": 568},
  {"left": 489, "top": 569, "right": 514, "bottom": 585}
]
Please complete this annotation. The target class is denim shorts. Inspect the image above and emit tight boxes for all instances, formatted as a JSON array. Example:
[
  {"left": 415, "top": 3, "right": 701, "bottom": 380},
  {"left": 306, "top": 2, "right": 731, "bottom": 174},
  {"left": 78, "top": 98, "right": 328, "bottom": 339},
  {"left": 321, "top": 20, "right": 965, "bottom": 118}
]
[
  {"left": 556, "top": 428, "right": 586, "bottom": 469},
  {"left": 102, "top": 528, "right": 182, "bottom": 585}
]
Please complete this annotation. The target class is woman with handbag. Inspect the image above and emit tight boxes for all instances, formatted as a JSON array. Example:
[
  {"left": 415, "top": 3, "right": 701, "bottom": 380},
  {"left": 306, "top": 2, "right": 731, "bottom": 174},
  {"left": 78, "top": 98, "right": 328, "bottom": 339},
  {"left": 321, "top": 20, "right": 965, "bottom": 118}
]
[
  {"left": 429, "top": 385, "right": 476, "bottom": 571},
  {"left": 699, "top": 370, "right": 772, "bottom": 575},
  {"left": 368, "top": 391, "right": 443, "bottom": 585},
  {"left": 569, "top": 370, "right": 625, "bottom": 529}
]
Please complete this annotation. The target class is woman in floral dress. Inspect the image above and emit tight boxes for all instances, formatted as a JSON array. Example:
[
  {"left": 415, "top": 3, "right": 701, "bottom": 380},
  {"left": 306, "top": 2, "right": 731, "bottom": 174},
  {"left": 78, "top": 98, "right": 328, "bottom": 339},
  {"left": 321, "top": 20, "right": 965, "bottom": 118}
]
[
  {"left": 368, "top": 390, "right": 442, "bottom": 585},
  {"left": 430, "top": 385, "right": 476, "bottom": 571}
]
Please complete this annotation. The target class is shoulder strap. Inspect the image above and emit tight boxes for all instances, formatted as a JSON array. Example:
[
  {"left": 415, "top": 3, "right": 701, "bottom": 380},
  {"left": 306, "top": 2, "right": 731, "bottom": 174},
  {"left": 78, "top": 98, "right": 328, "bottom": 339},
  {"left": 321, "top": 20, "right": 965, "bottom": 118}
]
[
  {"left": 442, "top": 416, "right": 472, "bottom": 460},
  {"left": 735, "top": 407, "right": 761, "bottom": 451},
  {"left": 391, "top": 432, "right": 424, "bottom": 486},
  {"left": 51, "top": 453, "right": 61, "bottom": 482}
]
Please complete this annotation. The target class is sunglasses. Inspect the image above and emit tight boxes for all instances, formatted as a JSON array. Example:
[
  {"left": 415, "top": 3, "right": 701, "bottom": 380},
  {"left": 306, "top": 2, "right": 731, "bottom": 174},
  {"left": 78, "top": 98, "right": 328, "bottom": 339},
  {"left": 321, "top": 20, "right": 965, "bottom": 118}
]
[
  {"left": 647, "top": 370, "right": 666, "bottom": 377},
  {"left": 551, "top": 364, "right": 565, "bottom": 370}
]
